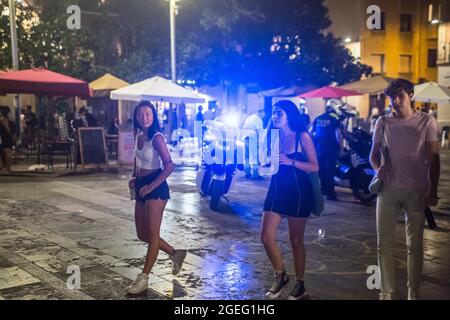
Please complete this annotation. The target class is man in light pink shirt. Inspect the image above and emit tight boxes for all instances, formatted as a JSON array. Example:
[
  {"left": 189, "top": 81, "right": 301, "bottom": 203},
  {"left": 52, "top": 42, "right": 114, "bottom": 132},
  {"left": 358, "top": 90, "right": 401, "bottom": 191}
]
[{"left": 370, "top": 78, "right": 440, "bottom": 300}]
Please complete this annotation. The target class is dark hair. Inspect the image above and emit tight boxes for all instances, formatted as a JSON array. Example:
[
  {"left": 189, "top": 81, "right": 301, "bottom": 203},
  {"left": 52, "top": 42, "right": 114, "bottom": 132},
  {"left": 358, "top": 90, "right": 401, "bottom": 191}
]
[
  {"left": 266, "top": 100, "right": 308, "bottom": 156},
  {"left": 271, "top": 100, "right": 307, "bottom": 133},
  {"left": 133, "top": 100, "right": 161, "bottom": 140},
  {"left": 384, "top": 78, "right": 414, "bottom": 97}
]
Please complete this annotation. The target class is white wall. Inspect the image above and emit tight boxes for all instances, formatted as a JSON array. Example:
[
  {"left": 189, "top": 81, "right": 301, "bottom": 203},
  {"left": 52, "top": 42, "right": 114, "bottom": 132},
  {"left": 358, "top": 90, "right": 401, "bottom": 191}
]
[{"left": 438, "top": 66, "right": 450, "bottom": 129}]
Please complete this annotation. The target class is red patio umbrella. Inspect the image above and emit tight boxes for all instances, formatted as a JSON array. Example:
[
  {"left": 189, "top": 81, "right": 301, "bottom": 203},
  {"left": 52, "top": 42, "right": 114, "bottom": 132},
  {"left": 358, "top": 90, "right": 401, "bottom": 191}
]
[
  {"left": 299, "top": 86, "right": 362, "bottom": 98},
  {"left": 0, "top": 68, "right": 92, "bottom": 98}
]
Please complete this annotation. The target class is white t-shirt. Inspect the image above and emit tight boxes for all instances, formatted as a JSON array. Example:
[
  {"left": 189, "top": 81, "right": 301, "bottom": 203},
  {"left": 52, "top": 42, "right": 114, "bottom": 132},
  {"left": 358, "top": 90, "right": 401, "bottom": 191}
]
[
  {"left": 373, "top": 111, "right": 439, "bottom": 192},
  {"left": 243, "top": 114, "right": 263, "bottom": 132}
]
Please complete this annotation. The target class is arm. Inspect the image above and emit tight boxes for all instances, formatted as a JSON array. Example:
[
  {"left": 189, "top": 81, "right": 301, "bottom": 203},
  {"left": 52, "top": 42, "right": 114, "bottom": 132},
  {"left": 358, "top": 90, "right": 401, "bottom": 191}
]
[
  {"left": 426, "top": 141, "right": 440, "bottom": 206},
  {"left": 369, "top": 140, "right": 382, "bottom": 172},
  {"left": 146, "top": 134, "right": 174, "bottom": 191},
  {"left": 291, "top": 132, "right": 319, "bottom": 173},
  {"left": 132, "top": 157, "right": 137, "bottom": 177},
  {"left": 369, "top": 117, "right": 383, "bottom": 172},
  {"left": 129, "top": 135, "right": 138, "bottom": 188},
  {"left": 309, "top": 119, "right": 316, "bottom": 136},
  {"left": 335, "top": 127, "right": 343, "bottom": 153}
]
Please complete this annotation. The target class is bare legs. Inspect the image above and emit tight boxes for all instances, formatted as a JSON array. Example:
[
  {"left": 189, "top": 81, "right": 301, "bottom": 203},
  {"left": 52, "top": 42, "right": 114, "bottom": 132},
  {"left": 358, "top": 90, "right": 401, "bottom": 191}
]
[
  {"left": 261, "top": 211, "right": 308, "bottom": 279},
  {"left": 287, "top": 216, "right": 307, "bottom": 280},
  {"left": 134, "top": 200, "right": 174, "bottom": 275},
  {"left": 261, "top": 212, "right": 284, "bottom": 273}
]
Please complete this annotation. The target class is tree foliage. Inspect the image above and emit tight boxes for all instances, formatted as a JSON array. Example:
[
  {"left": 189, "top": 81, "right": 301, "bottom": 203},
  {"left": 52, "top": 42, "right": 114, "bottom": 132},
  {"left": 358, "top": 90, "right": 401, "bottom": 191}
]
[{"left": 0, "top": 0, "right": 371, "bottom": 89}]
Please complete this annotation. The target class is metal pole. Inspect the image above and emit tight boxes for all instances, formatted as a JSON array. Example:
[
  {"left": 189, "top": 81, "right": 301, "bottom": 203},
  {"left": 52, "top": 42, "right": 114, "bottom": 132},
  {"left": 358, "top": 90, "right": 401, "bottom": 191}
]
[
  {"left": 8, "top": 0, "right": 19, "bottom": 70},
  {"left": 168, "top": 0, "right": 177, "bottom": 142},
  {"left": 8, "top": 0, "right": 21, "bottom": 142},
  {"left": 169, "top": 0, "right": 176, "bottom": 82}
]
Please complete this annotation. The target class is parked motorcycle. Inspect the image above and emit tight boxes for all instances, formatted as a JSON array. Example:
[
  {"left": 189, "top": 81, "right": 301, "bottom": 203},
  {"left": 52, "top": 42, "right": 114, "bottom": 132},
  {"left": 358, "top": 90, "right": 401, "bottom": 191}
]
[
  {"left": 195, "top": 112, "right": 244, "bottom": 211},
  {"left": 334, "top": 107, "right": 377, "bottom": 203}
]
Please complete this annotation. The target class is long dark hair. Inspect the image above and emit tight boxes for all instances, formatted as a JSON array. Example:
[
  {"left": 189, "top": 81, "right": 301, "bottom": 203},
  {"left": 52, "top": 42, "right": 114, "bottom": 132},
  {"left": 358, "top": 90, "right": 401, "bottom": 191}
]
[
  {"left": 266, "top": 100, "right": 308, "bottom": 155},
  {"left": 133, "top": 100, "right": 161, "bottom": 140}
]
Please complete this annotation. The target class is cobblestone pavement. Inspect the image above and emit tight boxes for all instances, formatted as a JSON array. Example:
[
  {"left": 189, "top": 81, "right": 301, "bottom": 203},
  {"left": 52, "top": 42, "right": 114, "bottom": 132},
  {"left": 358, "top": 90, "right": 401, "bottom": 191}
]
[{"left": 0, "top": 151, "right": 449, "bottom": 300}]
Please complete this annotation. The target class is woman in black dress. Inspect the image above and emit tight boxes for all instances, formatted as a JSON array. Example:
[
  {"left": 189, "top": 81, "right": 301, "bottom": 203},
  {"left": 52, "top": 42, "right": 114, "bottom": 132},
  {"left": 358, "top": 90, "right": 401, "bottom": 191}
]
[{"left": 261, "top": 100, "right": 319, "bottom": 300}]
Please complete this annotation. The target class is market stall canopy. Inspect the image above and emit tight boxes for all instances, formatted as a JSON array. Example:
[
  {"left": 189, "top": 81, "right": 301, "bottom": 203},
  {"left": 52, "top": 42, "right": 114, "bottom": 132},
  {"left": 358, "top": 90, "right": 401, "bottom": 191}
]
[
  {"left": 413, "top": 82, "right": 450, "bottom": 103},
  {"left": 110, "top": 76, "right": 205, "bottom": 104},
  {"left": 299, "top": 86, "right": 362, "bottom": 98},
  {"left": 89, "top": 73, "right": 129, "bottom": 97},
  {"left": 259, "top": 85, "right": 316, "bottom": 97},
  {"left": 339, "top": 75, "right": 395, "bottom": 95},
  {"left": 0, "top": 68, "right": 93, "bottom": 98}
]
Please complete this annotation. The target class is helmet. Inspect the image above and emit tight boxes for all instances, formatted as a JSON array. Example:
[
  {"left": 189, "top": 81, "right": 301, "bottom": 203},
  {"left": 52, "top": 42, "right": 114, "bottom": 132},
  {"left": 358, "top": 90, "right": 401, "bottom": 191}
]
[{"left": 326, "top": 98, "right": 343, "bottom": 114}]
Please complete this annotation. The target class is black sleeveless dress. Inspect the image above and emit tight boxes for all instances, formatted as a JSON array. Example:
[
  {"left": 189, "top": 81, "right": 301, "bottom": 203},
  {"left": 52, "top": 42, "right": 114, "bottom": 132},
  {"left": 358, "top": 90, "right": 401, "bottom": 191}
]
[{"left": 263, "top": 141, "right": 314, "bottom": 218}]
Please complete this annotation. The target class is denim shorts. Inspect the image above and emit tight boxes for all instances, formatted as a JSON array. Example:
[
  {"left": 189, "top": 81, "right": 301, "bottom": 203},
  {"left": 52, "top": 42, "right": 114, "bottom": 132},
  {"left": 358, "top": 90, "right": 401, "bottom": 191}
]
[{"left": 135, "top": 169, "right": 170, "bottom": 203}]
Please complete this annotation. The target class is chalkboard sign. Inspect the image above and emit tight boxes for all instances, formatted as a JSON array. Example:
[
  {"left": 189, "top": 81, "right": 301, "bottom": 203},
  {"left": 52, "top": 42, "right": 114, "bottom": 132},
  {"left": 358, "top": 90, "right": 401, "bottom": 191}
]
[{"left": 78, "top": 127, "right": 108, "bottom": 166}]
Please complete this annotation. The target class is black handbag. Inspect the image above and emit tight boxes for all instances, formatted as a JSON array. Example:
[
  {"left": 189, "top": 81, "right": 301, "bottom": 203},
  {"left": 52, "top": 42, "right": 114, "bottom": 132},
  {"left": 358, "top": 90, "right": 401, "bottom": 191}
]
[{"left": 297, "top": 133, "right": 324, "bottom": 216}]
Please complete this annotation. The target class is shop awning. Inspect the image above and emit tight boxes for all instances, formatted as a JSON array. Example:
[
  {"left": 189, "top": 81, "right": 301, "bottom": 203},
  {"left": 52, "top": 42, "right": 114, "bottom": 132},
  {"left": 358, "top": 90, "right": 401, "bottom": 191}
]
[
  {"left": 89, "top": 73, "right": 129, "bottom": 98},
  {"left": 340, "top": 75, "right": 395, "bottom": 95},
  {"left": 0, "top": 68, "right": 93, "bottom": 98},
  {"left": 299, "top": 86, "right": 362, "bottom": 98}
]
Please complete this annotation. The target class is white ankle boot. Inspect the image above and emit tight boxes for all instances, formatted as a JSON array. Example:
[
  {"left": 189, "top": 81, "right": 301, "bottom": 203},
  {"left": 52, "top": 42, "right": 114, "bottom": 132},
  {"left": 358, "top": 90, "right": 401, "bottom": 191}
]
[
  {"left": 379, "top": 292, "right": 394, "bottom": 300},
  {"left": 408, "top": 288, "right": 418, "bottom": 300},
  {"left": 126, "top": 273, "right": 148, "bottom": 295}
]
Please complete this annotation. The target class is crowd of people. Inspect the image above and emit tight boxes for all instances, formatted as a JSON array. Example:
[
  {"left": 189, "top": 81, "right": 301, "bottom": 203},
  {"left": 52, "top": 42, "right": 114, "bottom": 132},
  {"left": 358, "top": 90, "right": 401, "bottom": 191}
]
[
  {"left": 0, "top": 77, "right": 442, "bottom": 300},
  {"left": 123, "top": 78, "right": 441, "bottom": 300}
]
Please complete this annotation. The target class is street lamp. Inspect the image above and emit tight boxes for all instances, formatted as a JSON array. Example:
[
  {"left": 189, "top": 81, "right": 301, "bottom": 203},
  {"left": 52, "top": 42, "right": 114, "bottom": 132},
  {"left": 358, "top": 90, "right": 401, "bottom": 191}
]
[
  {"left": 8, "top": 0, "right": 21, "bottom": 140},
  {"left": 166, "top": 0, "right": 181, "bottom": 140},
  {"left": 168, "top": 0, "right": 180, "bottom": 82}
]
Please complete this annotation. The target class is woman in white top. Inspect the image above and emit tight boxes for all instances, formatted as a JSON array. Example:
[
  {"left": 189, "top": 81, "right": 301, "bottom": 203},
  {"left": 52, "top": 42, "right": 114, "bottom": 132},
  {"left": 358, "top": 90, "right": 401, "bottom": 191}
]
[{"left": 126, "top": 101, "right": 187, "bottom": 295}]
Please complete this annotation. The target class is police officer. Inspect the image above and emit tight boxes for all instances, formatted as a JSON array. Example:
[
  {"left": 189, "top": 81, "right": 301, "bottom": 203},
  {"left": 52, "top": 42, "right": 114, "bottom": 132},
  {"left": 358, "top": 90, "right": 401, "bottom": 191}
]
[{"left": 311, "top": 99, "right": 343, "bottom": 201}]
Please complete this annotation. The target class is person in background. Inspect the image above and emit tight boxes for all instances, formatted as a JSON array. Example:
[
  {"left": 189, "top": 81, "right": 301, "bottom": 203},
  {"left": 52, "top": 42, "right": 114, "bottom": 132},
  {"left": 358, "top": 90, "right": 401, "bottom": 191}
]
[
  {"left": 0, "top": 110, "right": 16, "bottom": 172},
  {"left": 203, "top": 106, "right": 215, "bottom": 121},
  {"left": 24, "top": 105, "right": 38, "bottom": 140},
  {"left": 108, "top": 117, "right": 120, "bottom": 135},
  {"left": 311, "top": 99, "right": 343, "bottom": 201},
  {"left": 195, "top": 105, "right": 204, "bottom": 124},
  {"left": 369, "top": 108, "right": 380, "bottom": 134},
  {"left": 79, "top": 106, "right": 98, "bottom": 127},
  {"left": 300, "top": 106, "right": 310, "bottom": 129},
  {"left": 243, "top": 108, "right": 265, "bottom": 179},
  {"left": 428, "top": 106, "right": 437, "bottom": 119},
  {"left": 370, "top": 78, "right": 440, "bottom": 300}
]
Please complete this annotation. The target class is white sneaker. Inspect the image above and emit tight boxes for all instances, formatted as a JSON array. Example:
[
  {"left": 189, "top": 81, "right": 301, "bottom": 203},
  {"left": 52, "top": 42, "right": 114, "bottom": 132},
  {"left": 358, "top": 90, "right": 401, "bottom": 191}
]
[
  {"left": 170, "top": 249, "right": 187, "bottom": 275},
  {"left": 408, "top": 288, "right": 418, "bottom": 300},
  {"left": 379, "top": 292, "right": 394, "bottom": 300},
  {"left": 126, "top": 272, "right": 148, "bottom": 295}
]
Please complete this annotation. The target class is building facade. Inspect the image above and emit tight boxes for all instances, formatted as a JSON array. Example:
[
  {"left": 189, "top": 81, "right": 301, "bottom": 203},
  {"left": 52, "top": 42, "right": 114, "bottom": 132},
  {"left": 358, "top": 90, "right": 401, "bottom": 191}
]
[
  {"left": 326, "top": 0, "right": 441, "bottom": 118},
  {"left": 436, "top": 0, "right": 450, "bottom": 128},
  {"left": 360, "top": 0, "right": 439, "bottom": 84}
]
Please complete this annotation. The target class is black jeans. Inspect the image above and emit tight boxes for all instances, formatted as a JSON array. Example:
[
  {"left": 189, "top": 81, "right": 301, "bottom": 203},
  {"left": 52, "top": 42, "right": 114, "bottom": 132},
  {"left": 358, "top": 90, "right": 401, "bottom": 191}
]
[{"left": 317, "top": 152, "right": 337, "bottom": 197}]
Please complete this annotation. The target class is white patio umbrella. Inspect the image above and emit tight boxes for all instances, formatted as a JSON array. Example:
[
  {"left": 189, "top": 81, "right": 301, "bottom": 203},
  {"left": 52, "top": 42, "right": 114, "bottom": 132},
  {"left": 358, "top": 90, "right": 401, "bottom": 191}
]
[
  {"left": 413, "top": 82, "right": 450, "bottom": 103},
  {"left": 110, "top": 76, "right": 205, "bottom": 104}
]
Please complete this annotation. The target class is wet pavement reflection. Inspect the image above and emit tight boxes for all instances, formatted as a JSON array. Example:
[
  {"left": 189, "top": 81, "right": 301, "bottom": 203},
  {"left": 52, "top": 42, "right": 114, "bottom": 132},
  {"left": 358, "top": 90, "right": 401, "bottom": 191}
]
[{"left": 0, "top": 151, "right": 449, "bottom": 300}]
